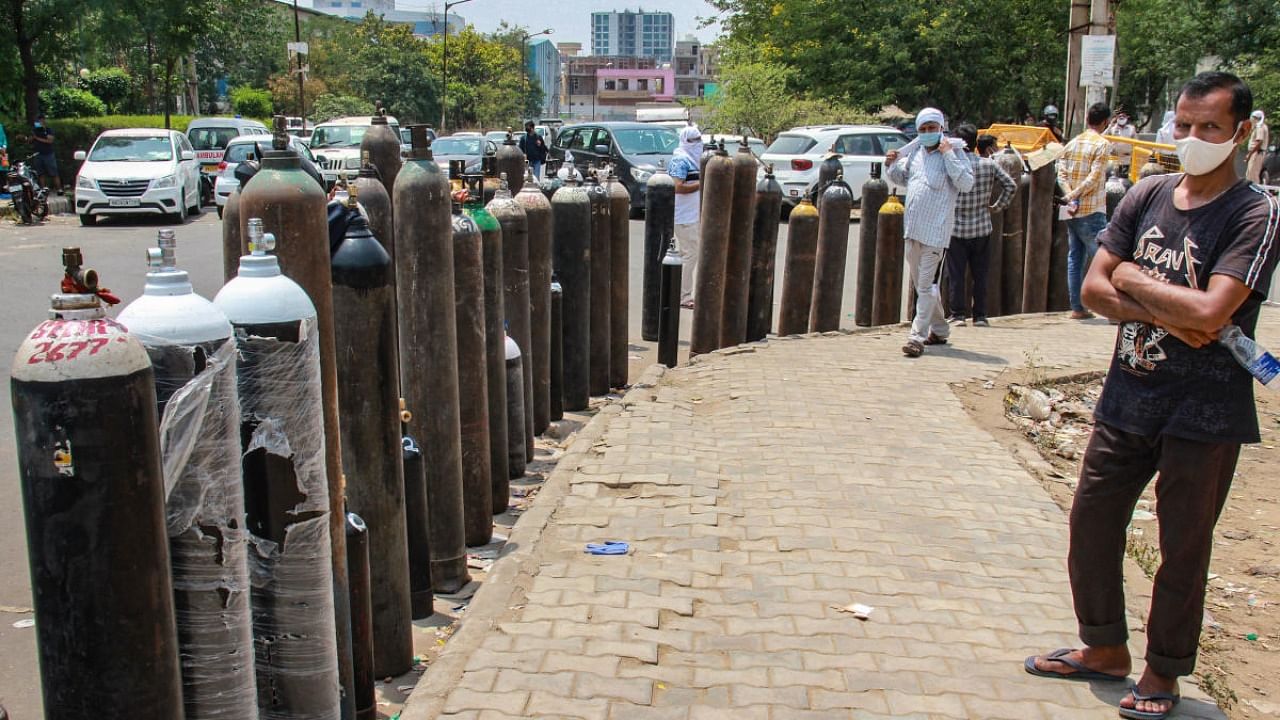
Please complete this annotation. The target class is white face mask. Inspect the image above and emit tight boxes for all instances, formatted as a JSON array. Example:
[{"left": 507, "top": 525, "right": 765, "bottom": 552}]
[{"left": 1174, "top": 123, "right": 1241, "bottom": 175}]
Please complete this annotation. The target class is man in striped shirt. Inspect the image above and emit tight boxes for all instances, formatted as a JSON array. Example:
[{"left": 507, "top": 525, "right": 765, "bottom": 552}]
[
  {"left": 885, "top": 107, "right": 975, "bottom": 357},
  {"left": 946, "top": 127, "right": 1016, "bottom": 326},
  {"left": 1057, "top": 102, "right": 1113, "bottom": 319}
]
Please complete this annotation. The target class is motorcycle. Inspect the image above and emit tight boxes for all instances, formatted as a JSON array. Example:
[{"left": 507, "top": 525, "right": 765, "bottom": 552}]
[{"left": 6, "top": 153, "right": 50, "bottom": 225}]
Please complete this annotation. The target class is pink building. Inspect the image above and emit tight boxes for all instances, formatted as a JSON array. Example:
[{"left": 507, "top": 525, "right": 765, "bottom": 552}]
[{"left": 596, "top": 67, "right": 676, "bottom": 103}]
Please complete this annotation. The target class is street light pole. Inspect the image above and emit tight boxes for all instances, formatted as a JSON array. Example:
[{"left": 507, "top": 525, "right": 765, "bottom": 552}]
[{"left": 440, "top": 0, "right": 475, "bottom": 133}]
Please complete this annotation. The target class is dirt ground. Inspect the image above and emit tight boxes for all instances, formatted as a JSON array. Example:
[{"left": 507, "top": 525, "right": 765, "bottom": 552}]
[{"left": 957, "top": 369, "right": 1280, "bottom": 719}]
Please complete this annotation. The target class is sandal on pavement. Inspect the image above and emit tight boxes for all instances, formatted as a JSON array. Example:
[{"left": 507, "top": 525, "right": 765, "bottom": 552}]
[
  {"left": 1023, "top": 648, "right": 1129, "bottom": 683},
  {"left": 924, "top": 332, "right": 948, "bottom": 346},
  {"left": 1118, "top": 683, "right": 1180, "bottom": 720},
  {"left": 902, "top": 339, "right": 924, "bottom": 358}
]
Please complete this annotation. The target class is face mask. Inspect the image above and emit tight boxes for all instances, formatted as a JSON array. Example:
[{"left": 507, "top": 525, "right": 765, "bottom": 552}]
[
  {"left": 918, "top": 131, "right": 942, "bottom": 147},
  {"left": 1175, "top": 124, "right": 1241, "bottom": 175},
  {"left": 1117, "top": 118, "right": 1128, "bottom": 126}
]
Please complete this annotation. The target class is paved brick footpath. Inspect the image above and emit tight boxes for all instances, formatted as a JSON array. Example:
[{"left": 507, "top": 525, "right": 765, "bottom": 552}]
[{"left": 405, "top": 312, "right": 1280, "bottom": 720}]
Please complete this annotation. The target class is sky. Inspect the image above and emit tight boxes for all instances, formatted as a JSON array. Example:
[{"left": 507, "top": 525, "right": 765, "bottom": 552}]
[{"left": 301, "top": 1, "right": 724, "bottom": 49}]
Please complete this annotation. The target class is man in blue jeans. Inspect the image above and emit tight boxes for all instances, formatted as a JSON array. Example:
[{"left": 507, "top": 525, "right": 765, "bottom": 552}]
[{"left": 1056, "top": 102, "right": 1112, "bottom": 319}]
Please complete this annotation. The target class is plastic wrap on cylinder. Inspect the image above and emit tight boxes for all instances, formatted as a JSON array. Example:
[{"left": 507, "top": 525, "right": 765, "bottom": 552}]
[{"left": 233, "top": 318, "right": 341, "bottom": 720}]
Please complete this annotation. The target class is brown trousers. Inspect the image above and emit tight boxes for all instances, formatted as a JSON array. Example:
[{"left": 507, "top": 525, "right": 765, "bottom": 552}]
[{"left": 1069, "top": 421, "right": 1240, "bottom": 677}]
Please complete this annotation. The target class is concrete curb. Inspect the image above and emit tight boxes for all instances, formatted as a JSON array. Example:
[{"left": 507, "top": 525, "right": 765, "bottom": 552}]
[{"left": 400, "top": 363, "right": 669, "bottom": 720}]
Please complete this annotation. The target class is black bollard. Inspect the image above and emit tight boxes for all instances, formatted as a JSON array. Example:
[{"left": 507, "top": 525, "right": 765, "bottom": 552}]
[
  {"left": 776, "top": 197, "right": 820, "bottom": 335},
  {"left": 855, "top": 162, "right": 888, "bottom": 327},
  {"left": 551, "top": 179, "right": 591, "bottom": 410},
  {"left": 516, "top": 168, "right": 554, "bottom": 434},
  {"left": 606, "top": 169, "right": 630, "bottom": 388},
  {"left": 13, "top": 251, "right": 184, "bottom": 720},
  {"left": 691, "top": 147, "right": 735, "bottom": 355},
  {"left": 1022, "top": 163, "right": 1055, "bottom": 313},
  {"left": 454, "top": 192, "right": 495, "bottom": 547},
  {"left": 549, "top": 276, "right": 565, "bottom": 421},
  {"left": 395, "top": 127, "right": 470, "bottom": 594},
  {"left": 658, "top": 238, "right": 683, "bottom": 367},
  {"left": 642, "top": 169, "right": 675, "bottom": 342},
  {"left": 872, "top": 193, "right": 906, "bottom": 326},
  {"left": 346, "top": 512, "right": 375, "bottom": 720},
  {"left": 809, "top": 175, "right": 854, "bottom": 332}
]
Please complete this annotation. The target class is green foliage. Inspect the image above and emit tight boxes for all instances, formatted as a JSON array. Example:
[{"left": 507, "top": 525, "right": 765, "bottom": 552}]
[
  {"left": 311, "top": 94, "right": 375, "bottom": 123},
  {"left": 706, "top": 58, "right": 878, "bottom": 142},
  {"left": 39, "top": 87, "right": 107, "bottom": 118},
  {"left": 78, "top": 68, "right": 133, "bottom": 114},
  {"left": 4, "top": 115, "right": 193, "bottom": 185},
  {"left": 229, "top": 86, "right": 273, "bottom": 119},
  {"left": 194, "top": 0, "right": 290, "bottom": 111}
]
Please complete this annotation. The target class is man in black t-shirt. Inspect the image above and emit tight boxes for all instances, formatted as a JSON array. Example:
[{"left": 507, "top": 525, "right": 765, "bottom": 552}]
[
  {"left": 31, "top": 113, "right": 63, "bottom": 195},
  {"left": 517, "top": 121, "right": 548, "bottom": 181},
  {"left": 1025, "top": 72, "right": 1280, "bottom": 720}
]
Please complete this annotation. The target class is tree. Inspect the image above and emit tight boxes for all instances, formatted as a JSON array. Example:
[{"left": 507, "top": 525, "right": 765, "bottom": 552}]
[
  {"left": 1, "top": 0, "right": 87, "bottom": 122},
  {"left": 79, "top": 68, "right": 133, "bottom": 114},
  {"left": 311, "top": 93, "right": 374, "bottom": 123},
  {"left": 194, "top": 0, "right": 291, "bottom": 113},
  {"left": 230, "top": 85, "right": 272, "bottom": 118}
]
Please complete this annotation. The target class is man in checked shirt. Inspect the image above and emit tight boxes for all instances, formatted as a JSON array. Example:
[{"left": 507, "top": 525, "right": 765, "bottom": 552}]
[
  {"left": 886, "top": 107, "right": 975, "bottom": 357},
  {"left": 1058, "top": 102, "right": 1114, "bottom": 319},
  {"left": 945, "top": 126, "right": 1016, "bottom": 327}
]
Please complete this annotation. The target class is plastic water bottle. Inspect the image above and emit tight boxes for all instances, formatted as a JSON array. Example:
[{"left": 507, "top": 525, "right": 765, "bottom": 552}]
[{"left": 1220, "top": 324, "right": 1280, "bottom": 388}]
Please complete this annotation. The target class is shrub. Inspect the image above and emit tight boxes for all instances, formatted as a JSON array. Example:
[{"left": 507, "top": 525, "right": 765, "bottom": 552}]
[
  {"left": 39, "top": 87, "right": 107, "bottom": 119},
  {"left": 230, "top": 86, "right": 273, "bottom": 119},
  {"left": 4, "top": 115, "right": 194, "bottom": 187},
  {"left": 78, "top": 68, "right": 134, "bottom": 113}
]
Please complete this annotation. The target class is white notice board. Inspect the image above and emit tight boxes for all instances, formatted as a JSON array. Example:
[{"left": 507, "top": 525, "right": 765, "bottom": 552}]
[{"left": 1080, "top": 35, "right": 1116, "bottom": 87}]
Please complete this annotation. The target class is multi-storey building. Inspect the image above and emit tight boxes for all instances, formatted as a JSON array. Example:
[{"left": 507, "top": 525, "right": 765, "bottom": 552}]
[{"left": 590, "top": 10, "right": 674, "bottom": 63}]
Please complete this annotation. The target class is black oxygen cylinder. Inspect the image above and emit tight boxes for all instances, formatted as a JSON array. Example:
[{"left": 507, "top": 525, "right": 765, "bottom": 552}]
[
  {"left": 722, "top": 139, "right": 758, "bottom": 347},
  {"left": 115, "top": 231, "right": 257, "bottom": 720},
  {"left": 1003, "top": 172, "right": 1030, "bottom": 315},
  {"left": 465, "top": 182, "right": 507, "bottom": 537},
  {"left": 658, "top": 238, "right": 683, "bottom": 368},
  {"left": 360, "top": 108, "right": 403, "bottom": 199},
  {"left": 1048, "top": 214, "right": 1071, "bottom": 311},
  {"left": 353, "top": 165, "right": 395, "bottom": 261},
  {"left": 855, "top": 162, "right": 888, "bottom": 327},
  {"left": 1022, "top": 162, "right": 1055, "bottom": 313},
  {"left": 746, "top": 166, "right": 783, "bottom": 342},
  {"left": 549, "top": 276, "right": 565, "bottom": 421},
  {"left": 776, "top": 198, "right": 819, "bottom": 335},
  {"left": 505, "top": 333, "right": 527, "bottom": 481},
  {"left": 815, "top": 147, "right": 843, "bottom": 207},
  {"left": 691, "top": 147, "right": 734, "bottom": 355},
  {"left": 345, "top": 512, "right": 375, "bottom": 720},
  {"left": 642, "top": 169, "right": 675, "bottom": 342},
  {"left": 395, "top": 127, "right": 469, "bottom": 593},
  {"left": 11, "top": 249, "right": 183, "bottom": 720},
  {"left": 401, "top": 425, "right": 433, "bottom": 619},
  {"left": 551, "top": 180, "right": 591, "bottom": 411},
  {"left": 213, "top": 224, "right": 342, "bottom": 719},
  {"left": 988, "top": 196, "right": 1005, "bottom": 318},
  {"left": 606, "top": 169, "right": 630, "bottom": 388},
  {"left": 516, "top": 168, "right": 553, "bottom": 435},
  {"left": 586, "top": 172, "right": 612, "bottom": 395},
  {"left": 489, "top": 176, "right": 534, "bottom": 461},
  {"left": 809, "top": 176, "right": 854, "bottom": 332},
  {"left": 496, "top": 130, "right": 527, "bottom": 194},
  {"left": 872, "top": 193, "right": 906, "bottom": 325},
  {"left": 453, "top": 197, "right": 494, "bottom": 547},
  {"left": 330, "top": 209, "right": 414, "bottom": 676}
]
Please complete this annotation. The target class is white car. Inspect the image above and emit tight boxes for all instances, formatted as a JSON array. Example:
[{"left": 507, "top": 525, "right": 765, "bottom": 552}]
[
  {"left": 212, "top": 134, "right": 317, "bottom": 217},
  {"left": 309, "top": 115, "right": 401, "bottom": 184},
  {"left": 73, "top": 128, "right": 202, "bottom": 226},
  {"left": 761, "top": 125, "right": 908, "bottom": 209}
]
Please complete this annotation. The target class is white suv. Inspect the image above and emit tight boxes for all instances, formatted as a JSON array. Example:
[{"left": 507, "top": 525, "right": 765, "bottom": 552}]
[
  {"left": 760, "top": 125, "right": 908, "bottom": 209},
  {"left": 73, "top": 128, "right": 202, "bottom": 226},
  {"left": 308, "top": 116, "right": 401, "bottom": 185}
]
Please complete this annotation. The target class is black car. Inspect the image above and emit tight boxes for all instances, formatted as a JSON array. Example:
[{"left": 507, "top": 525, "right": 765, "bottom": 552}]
[{"left": 548, "top": 122, "right": 680, "bottom": 215}]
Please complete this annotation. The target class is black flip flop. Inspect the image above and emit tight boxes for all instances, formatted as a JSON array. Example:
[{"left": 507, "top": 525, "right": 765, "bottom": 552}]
[
  {"left": 1023, "top": 648, "right": 1129, "bottom": 682},
  {"left": 1118, "top": 683, "right": 1180, "bottom": 719}
]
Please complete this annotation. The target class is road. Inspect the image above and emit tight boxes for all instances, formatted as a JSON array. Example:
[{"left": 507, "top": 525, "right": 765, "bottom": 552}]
[{"left": 0, "top": 206, "right": 873, "bottom": 716}]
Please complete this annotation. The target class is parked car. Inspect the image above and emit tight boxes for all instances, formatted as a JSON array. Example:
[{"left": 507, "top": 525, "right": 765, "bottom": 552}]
[
  {"left": 309, "top": 115, "right": 402, "bottom": 181},
  {"left": 398, "top": 126, "right": 437, "bottom": 147},
  {"left": 431, "top": 136, "right": 498, "bottom": 175},
  {"left": 73, "top": 128, "right": 202, "bottom": 225},
  {"left": 212, "top": 134, "right": 319, "bottom": 217},
  {"left": 187, "top": 116, "right": 269, "bottom": 204},
  {"left": 761, "top": 125, "right": 908, "bottom": 209},
  {"left": 549, "top": 122, "right": 680, "bottom": 214}
]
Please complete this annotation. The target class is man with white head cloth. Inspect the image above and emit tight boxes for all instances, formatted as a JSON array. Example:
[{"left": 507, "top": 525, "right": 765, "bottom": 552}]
[
  {"left": 669, "top": 125, "right": 703, "bottom": 308},
  {"left": 885, "top": 107, "right": 975, "bottom": 357},
  {"left": 1246, "top": 109, "right": 1268, "bottom": 183}
]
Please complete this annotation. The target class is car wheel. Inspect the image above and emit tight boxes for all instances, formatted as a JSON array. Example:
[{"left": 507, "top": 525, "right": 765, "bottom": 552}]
[
  {"left": 79, "top": 213, "right": 97, "bottom": 226},
  {"left": 173, "top": 189, "right": 188, "bottom": 223}
]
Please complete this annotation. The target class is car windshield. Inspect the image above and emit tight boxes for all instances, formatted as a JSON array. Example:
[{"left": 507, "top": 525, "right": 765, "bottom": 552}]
[
  {"left": 89, "top": 135, "right": 173, "bottom": 162},
  {"left": 614, "top": 128, "right": 678, "bottom": 155},
  {"left": 433, "top": 138, "right": 483, "bottom": 155},
  {"left": 188, "top": 127, "right": 241, "bottom": 151},
  {"left": 224, "top": 142, "right": 264, "bottom": 164},
  {"left": 765, "top": 135, "right": 818, "bottom": 155},
  {"left": 310, "top": 125, "right": 367, "bottom": 148}
]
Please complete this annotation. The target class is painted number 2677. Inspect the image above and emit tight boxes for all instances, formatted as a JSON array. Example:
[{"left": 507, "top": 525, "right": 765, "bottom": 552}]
[{"left": 27, "top": 339, "right": 111, "bottom": 365}]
